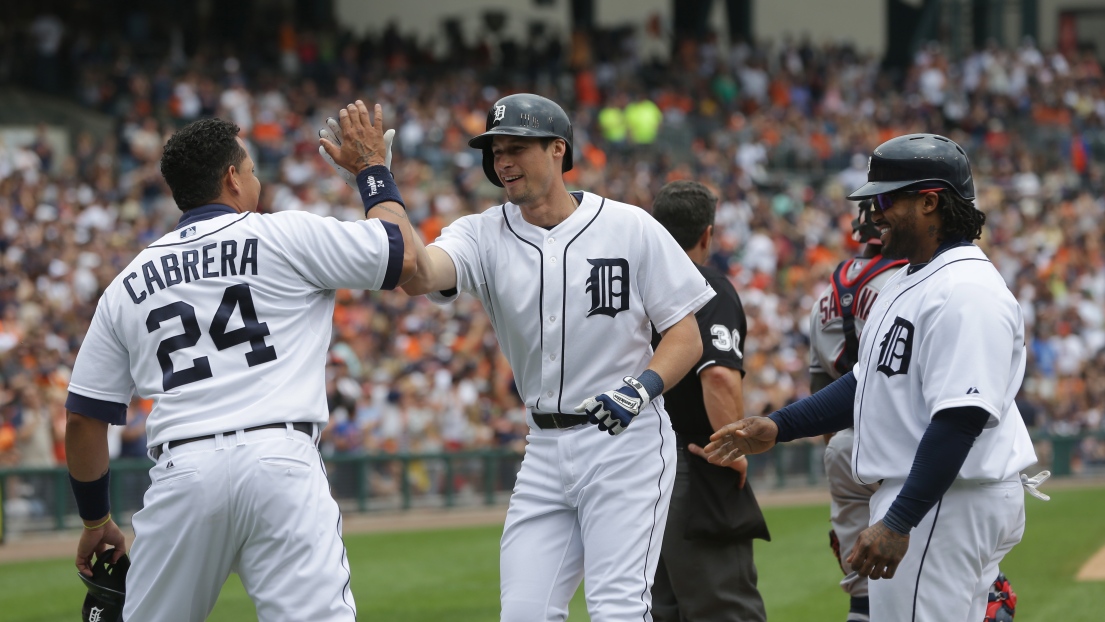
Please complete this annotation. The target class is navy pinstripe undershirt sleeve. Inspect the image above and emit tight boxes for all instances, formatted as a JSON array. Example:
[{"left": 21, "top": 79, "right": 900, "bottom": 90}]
[
  {"left": 380, "top": 221, "right": 404, "bottom": 290},
  {"left": 65, "top": 392, "right": 127, "bottom": 425}
]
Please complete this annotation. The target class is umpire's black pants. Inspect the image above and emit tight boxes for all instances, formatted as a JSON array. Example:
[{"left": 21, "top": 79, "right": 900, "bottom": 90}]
[{"left": 651, "top": 447, "right": 767, "bottom": 622}]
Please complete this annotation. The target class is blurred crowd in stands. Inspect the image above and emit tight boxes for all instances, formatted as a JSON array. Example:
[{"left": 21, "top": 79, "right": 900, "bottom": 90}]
[{"left": 1, "top": 13, "right": 1104, "bottom": 483}]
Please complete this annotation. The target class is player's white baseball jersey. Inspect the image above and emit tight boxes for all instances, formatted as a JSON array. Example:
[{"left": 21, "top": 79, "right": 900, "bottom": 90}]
[
  {"left": 68, "top": 205, "right": 403, "bottom": 445},
  {"left": 430, "top": 191, "right": 714, "bottom": 620},
  {"left": 67, "top": 203, "right": 405, "bottom": 621},
  {"left": 850, "top": 243, "right": 1037, "bottom": 621},
  {"left": 852, "top": 244, "right": 1037, "bottom": 484}
]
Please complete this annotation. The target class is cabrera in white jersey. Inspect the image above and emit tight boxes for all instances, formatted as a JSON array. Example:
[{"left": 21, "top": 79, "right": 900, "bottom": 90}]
[
  {"left": 402, "top": 94, "right": 712, "bottom": 621},
  {"left": 705, "top": 134, "right": 1044, "bottom": 622},
  {"left": 65, "top": 108, "right": 416, "bottom": 621}
]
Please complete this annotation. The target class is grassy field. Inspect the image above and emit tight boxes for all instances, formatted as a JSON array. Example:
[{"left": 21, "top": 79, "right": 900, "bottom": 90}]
[{"left": 1, "top": 486, "right": 1102, "bottom": 621}]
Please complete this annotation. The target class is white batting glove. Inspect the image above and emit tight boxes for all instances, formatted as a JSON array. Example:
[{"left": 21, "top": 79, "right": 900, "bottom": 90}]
[
  {"left": 318, "top": 118, "right": 394, "bottom": 190},
  {"left": 1020, "top": 470, "right": 1051, "bottom": 501}
]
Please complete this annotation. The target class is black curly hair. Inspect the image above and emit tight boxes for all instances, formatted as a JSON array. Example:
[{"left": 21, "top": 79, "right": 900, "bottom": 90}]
[
  {"left": 651, "top": 180, "right": 717, "bottom": 250},
  {"left": 937, "top": 192, "right": 986, "bottom": 242},
  {"left": 160, "top": 118, "right": 246, "bottom": 211}
]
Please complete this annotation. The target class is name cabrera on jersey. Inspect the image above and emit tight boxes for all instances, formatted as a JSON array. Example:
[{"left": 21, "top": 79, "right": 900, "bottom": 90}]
[
  {"left": 429, "top": 191, "right": 714, "bottom": 416},
  {"left": 809, "top": 258, "right": 900, "bottom": 380},
  {"left": 852, "top": 245, "right": 1037, "bottom": 484},
  {"left": 66, "top": 207, "right": 404, "bottom": 446}
]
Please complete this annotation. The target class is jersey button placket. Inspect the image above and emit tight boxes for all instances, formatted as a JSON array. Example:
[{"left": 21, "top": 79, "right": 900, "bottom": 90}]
[{"left": 541, "top": 242, "right": 564, "bottom": 408}]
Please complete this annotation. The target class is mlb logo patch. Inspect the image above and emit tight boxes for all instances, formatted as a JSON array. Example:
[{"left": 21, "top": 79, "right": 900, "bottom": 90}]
[{"left": 180, "top": 226, "right": 197, "bottom": 239}]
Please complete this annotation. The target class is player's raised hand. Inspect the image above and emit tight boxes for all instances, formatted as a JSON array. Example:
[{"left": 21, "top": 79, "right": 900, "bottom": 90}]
[
  {"left": 319, "top": 116, "right": 395, "bottom": 190},
  {"left": 319, "top": 100, "right": 388, "bottom": 175},
  {"left": 575, "top": 377, "right": 648, "bottom": 436},
  {"left": 847, "top": 521, "right": 909, "bottom": 580},
  {"left": 702, "top": 416, "right": 778, "bottom": 466}
]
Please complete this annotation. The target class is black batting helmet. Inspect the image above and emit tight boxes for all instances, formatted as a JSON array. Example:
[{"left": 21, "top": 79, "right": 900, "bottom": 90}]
[
  {"left": 848, "top": 133, "right": 974, "bottom": 201},
  {"left": 79, "top": 549, "right": 129, "bottom": 622},
  {"left": 468, "top": 93, "right": 574, "bottom": 187}
]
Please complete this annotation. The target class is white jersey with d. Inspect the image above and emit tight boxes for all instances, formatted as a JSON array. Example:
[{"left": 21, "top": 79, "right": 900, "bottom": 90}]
[
  {"left": 68, "top": 207, "right": 404, "bottom": 621},
  {"left": 852, "top": 244, "right": 1037, "bottom": 621},
  {"left": 431, "top": 191, "right": 714, "bottom": 620}
]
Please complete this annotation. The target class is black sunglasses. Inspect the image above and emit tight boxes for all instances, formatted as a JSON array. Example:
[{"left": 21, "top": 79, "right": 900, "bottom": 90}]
[{"left": 873, "top": 188, "right": 944, "bottom": 211}]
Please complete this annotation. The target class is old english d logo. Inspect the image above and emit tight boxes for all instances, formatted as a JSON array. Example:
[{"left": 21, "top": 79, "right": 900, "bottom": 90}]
[
  {"left": 586, "top": 258, "right": 630, "bottom": 318},
  {"left": 876, "top": 316, "right": 914, "bottom": 376}
]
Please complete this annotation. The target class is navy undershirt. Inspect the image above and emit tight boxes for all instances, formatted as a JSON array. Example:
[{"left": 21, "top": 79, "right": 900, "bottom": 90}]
[
  {"left": 905, "top": 237, "right": 972, "bottom": 275},
  {"left": 768, "top": 372, "right": 991, "bottom": 534}
]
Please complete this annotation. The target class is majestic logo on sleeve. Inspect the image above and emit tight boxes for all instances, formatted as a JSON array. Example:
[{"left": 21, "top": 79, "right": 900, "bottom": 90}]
[
  {"left": 585, "top": 258, "right": 630, "bottom": 318},
  {"left": 876, "top": 316, "right": 914, "bottom": 377}
]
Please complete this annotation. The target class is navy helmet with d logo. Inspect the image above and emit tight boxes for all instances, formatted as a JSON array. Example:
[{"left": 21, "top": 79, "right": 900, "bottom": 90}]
[{"left": 469, "top": 93, "right": 574, "bottom": 187}]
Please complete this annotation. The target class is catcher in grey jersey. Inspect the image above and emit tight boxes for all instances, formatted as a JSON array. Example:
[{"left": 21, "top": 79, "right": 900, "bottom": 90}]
[{"left": 809, "top": 200, "right": 905, "bottom": 622}]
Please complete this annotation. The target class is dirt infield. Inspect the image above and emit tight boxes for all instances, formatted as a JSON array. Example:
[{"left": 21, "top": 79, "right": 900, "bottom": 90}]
[{"left": 1077, "top": 544, "right": 1105, "bottom": 581}]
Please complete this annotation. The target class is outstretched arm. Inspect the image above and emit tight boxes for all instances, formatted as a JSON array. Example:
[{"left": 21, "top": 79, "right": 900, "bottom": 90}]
[{"left": 401, "top": 243, "right": 459, "bottom": 297}]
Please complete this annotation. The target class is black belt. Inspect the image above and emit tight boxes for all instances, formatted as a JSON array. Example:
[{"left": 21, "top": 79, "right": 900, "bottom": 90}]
[
  {"left": 152, "top": 422, "right": 314, "bottom": 459},
  {"left": 532, "top": 412, "right": 590, "bottom": 430}
]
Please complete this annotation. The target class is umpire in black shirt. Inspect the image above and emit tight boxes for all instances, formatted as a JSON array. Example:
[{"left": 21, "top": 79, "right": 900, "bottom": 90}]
[{"left": 650, "top": 181, "right": 769, "bottom": 622}]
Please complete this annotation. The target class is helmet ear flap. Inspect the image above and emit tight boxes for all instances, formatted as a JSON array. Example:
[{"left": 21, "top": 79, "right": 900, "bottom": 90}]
[{"left": 482, "top": 149, "right": 503, "bottom": 188}]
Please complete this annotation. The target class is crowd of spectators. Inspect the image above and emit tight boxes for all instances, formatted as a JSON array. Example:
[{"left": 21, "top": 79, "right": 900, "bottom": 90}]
[{"left": 2, "top": 13, "right": 1105, "bottom": 494}]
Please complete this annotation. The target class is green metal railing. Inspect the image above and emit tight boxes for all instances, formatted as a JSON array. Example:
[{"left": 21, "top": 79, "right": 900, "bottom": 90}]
[{"left": 1, "top": 432, "right": 1102, "bottom": 541}]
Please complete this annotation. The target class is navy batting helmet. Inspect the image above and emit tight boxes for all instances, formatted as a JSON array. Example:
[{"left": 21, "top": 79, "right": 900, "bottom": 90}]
[
  {"left": 79, "top": 549, "right": 129, "bottom": 622},
  {"left": 468, "top": 93, "right": 574, "bottom": 187},
  {"left": 848, "top": 133, "right": 974, "bottom": 201}
]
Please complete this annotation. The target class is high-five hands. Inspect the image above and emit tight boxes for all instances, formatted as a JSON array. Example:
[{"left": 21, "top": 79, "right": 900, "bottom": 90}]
[
  {"left": 318, "top": 100, "right": 395, "bottom": 188},
  {"left": 701, "top": 416, "right": 780, "bottom": 466}
]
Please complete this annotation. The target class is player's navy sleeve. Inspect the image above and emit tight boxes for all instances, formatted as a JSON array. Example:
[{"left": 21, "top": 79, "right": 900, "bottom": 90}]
[
  {"left": 379, "top": 220, "right": 404, "bottom": 290},
  {"left": 65, "top": 392, "right": 127, "bottom": 425},
  {"left": 881, "top": 406, "right": 989, "bottom": 534},
  {"left": 769, "top": 371, "right": 856, "bottom": 442}
]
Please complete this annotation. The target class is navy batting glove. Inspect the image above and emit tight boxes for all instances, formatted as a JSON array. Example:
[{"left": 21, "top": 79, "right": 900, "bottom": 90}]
[{"left": 575, "top": 375, "right": 653, "bottom": 436}]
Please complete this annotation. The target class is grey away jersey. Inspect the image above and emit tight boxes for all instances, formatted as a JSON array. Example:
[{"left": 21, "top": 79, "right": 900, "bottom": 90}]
[
  {"left": 429, "top": 191, "right": 715, "bottom": 416},
  {"left": 67, "top": 204, "right": 404, "bottom": 446}
]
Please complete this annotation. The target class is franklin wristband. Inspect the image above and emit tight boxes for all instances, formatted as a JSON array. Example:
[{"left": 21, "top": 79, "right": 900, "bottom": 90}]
[
  {"left": 69, "top": 471, "right": 111, "bottom": 521},
  {"left": 356, "top": 165, "right": 406, "bottom": 215},
  {"left": 624, "top": 369, "right": 665, "bottom": 404}
]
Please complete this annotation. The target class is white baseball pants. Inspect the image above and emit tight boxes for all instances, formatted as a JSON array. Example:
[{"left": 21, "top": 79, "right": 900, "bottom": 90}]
[
  {"left": 868, "top": 477, "right": 1025, "bottom": 622},
  {"left": 500, "top": 407, "right": 676, "bottom": 622},
  {"left": 124, "top": 424, "right": 356, "bottom": 621}
]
